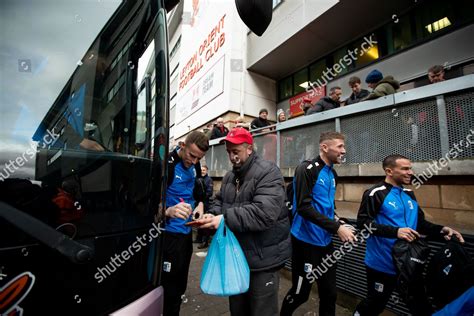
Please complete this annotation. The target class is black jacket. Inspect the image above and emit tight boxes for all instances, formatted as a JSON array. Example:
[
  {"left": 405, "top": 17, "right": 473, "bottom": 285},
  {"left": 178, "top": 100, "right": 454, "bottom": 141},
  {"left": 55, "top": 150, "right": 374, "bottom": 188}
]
[
  {"left": 209, "top": 153, "right": 291, "bottom": 271},
  {"left": 210, "top": 126, "right": 229, "bottom": 140},
  {"left": 345, "top": 89, "right": 370, "bottom": 105},
  {"left": 306, "top": 96, "right": 340, "bottom": 115},
  {"left": 250, "top": 117, "right": 272, "bottom": 130}
]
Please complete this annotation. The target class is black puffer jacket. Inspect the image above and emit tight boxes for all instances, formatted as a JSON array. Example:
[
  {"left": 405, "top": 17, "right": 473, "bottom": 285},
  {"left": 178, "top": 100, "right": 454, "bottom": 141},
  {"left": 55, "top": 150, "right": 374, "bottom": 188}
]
[
  {"left": 209, "top": 153, "right": 291, "bottom": 271},
  {"left": 306, "top": 96, "right": 340, "bottom": 115}
]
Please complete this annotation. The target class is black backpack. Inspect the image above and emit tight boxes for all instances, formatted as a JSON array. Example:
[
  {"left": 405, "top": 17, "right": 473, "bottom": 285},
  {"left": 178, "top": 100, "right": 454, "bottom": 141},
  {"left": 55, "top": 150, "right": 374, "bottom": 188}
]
[
  {"left": 425, "top": 239, "right": 474, "bottom": 310},
  {"left": 393, "top": 239, "right": 431, "bottom": 292},
  {"left": 392, "top": 238, "right": 432, "bottom": 315}
]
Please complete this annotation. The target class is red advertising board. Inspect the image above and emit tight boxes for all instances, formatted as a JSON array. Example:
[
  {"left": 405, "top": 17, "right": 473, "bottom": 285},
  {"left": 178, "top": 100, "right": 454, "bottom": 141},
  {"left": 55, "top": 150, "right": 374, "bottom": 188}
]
[{"left": 289, "top": 86, "right": 326, "bottom": 117}]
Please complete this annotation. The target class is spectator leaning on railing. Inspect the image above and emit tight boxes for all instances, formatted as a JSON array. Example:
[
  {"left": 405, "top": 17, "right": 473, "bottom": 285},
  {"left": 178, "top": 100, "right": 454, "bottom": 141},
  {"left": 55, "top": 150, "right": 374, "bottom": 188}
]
[
  {"left": 251, "top": 108, "right": 273, "bottom": 132},
  {"left": 234, "top": 116, "right": 251, "bottom": 130},
  {"left": 277, "top": 109, "right": 287, "bottom": 122},
  {"left": 363, "top": 69, "right": 400, "bottom": 101},
  {"left": 210, "top": 117, "right": 229, "bottom": 140},
  {"left": 427, "top": 64, "right": 446, "bottom": 84},
  {"left": 344, "top": 76, "right": 370, "bottom": 105},
  {"left": 306, "top": 86, "right": 342, "bottom": 115}
]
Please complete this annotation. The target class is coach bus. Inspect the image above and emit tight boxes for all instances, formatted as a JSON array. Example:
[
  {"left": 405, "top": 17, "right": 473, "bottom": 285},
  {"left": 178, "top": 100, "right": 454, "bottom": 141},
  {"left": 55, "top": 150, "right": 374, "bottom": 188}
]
[{"left": 0, "top": 0, "right": 269, "bottom": 314}]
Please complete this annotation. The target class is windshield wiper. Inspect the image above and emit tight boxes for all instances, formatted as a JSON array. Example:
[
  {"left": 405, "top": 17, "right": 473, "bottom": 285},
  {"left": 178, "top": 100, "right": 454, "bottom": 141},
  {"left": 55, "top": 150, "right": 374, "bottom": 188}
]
[{"left": 0, "top": 201, "right": 93, "bottom": 264}]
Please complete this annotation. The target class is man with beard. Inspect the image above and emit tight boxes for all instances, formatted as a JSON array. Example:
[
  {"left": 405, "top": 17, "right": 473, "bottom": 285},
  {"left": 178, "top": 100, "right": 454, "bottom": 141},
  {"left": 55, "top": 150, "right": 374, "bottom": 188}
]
[
  {"left": 281, "top": 132, "right": 357, "bottom": 316},
  {"left": 198, "top": 127, "right": 291, "bottom": 316}
]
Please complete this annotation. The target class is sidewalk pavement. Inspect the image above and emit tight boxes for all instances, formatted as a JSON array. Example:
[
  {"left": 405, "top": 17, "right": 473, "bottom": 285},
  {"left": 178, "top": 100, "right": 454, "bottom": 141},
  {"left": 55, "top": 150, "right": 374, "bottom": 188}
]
[{"left": 180, "top": 243, "right": 352, "bottom": 316}]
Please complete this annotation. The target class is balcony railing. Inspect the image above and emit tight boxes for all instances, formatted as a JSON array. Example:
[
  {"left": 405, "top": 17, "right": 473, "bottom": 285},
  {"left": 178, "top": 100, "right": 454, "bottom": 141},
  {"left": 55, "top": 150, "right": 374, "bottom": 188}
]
[{"left": 206, "top": 74, "right": 474, "bottom": 177}]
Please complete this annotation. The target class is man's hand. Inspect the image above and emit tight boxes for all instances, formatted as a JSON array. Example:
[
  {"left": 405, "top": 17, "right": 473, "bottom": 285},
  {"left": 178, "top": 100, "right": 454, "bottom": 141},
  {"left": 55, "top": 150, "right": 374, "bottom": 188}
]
[
  {"left": 80, "top": 138, "right": 105, "bottom": 151},
  {"left": 193, "top": 202, "right": 204, "bottom": 220},
  {"left": 337, "top": 224, "right": 358, "bottom": 243},
  {"left": 165, "top": 202, "right": 192, "bottom": 220},
  {"left": 197, "top": 214, "right": 223, "bottom": 229},
  {"left": 397, "top": 227, "right": 420, "bottom": 242},
  {"left": 441, "top": 226, "right": 464, "bottom": 243}
]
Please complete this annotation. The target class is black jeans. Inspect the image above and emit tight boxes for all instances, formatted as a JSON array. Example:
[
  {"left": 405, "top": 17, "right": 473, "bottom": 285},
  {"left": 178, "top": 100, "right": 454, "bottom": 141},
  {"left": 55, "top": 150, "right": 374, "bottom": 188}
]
[
  {"left": 161, "top": 232, "right": 193, "bottom": 316},
  {"left": 355, "top": 266, "right": 432, "bottom": 316},
  {"left": 281, "top": 236, "right": 337, "bottom": 316},
  {"left": 229, "top": 267, "right": 281, "bottom": 316}
]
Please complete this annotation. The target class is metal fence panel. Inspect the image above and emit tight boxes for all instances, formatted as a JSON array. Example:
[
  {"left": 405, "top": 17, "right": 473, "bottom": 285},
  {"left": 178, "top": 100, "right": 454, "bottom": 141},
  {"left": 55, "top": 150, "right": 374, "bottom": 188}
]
[
  {"left": 340, "top": 100, "right": 441, "bottom": 164},
  {"left": 445, "top": 89, "right": 474, "bottom": 159},
  {"left": 279, "top": 121, "right": 335, "bottom": 168},
  {"left": 253, "top": 132, "right": 278, "bottom": 164}
]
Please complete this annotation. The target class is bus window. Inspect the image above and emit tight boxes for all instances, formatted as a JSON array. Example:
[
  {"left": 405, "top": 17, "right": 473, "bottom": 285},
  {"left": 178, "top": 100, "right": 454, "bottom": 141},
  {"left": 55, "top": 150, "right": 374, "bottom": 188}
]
[{"left": 0, "top": 0, "right": 171, "bottom": 314}]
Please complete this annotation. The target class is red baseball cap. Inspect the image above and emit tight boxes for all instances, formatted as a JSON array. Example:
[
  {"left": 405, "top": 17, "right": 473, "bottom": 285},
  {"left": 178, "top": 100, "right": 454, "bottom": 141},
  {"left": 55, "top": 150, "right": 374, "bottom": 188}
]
[{"left": 224, "top": 128, "right": 253, "bottom": 145}]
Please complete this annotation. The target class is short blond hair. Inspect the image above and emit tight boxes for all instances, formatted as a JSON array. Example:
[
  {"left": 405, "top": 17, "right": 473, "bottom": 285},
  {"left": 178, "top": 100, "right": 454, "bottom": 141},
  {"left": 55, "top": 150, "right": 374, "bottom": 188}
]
[{"left": 319, "top": 132, "right": 345, "bottom": 144}]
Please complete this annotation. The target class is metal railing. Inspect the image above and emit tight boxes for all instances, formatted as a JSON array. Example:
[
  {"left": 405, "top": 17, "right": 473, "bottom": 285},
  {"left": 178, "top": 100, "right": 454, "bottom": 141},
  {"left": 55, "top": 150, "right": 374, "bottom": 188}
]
[{"left": 206, "top": 74, "right": 474, "bottom": 177}]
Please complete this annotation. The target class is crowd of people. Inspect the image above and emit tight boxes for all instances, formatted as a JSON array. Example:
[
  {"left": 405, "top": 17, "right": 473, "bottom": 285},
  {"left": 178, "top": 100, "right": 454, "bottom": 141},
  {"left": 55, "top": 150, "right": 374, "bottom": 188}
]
[
  {"left": 301, "top": 64, "right": 448, "bottom": 117},
  {"left": 160, "top": 127, "right": 470, "bottom": 316},
  {"left": 196, "top": 64, "right": 450, "bottom": 145}
]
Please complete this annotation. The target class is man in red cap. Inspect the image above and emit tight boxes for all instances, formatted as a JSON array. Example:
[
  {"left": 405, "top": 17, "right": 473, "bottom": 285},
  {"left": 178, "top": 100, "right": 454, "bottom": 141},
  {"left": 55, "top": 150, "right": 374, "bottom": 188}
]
[{"left": 199, "top": 127, "right": 291, "bottom": 316}]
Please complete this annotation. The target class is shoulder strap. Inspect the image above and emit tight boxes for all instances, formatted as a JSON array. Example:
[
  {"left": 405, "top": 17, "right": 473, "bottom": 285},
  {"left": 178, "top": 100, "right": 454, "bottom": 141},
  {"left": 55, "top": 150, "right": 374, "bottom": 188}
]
[
  {"left": 307, "top": 158, "right": 321, "bottom": 189},
  {"left": 167, "top": 154, "right": 177, "bottom": 187}
]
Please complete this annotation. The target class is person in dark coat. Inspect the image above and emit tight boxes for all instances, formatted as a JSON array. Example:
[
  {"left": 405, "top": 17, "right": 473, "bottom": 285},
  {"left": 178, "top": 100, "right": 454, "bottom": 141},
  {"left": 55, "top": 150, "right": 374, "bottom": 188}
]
[
  {"left": 196, "top": 165, "right": 214, "bottom": 249},
  {"left": 306, "top": 87, "right": 342, "bottom": 115},
  {"left": 250, "top": 108, "right": 273, "bottom": 132},
  {"left": 210, "top": 117, "right": 229, "bottom": 140},
  {"left": 198, "top": 127, "right": 291, "bottom": 316},
  {"left": 363, "top": 69, "right": 400, "bottom": 100},
  {"left": 344, "top": 76, "right": 370, "bottom": 105}
]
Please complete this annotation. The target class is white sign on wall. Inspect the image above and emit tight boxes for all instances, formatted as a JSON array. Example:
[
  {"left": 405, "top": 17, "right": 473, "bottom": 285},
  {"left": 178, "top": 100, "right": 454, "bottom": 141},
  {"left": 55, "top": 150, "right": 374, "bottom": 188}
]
[
  {"left": 175, "top": 0, "right": 233, "bottom": 137},
  {"left": 177, "top": 54, "right": 225, "bottom": 119}
]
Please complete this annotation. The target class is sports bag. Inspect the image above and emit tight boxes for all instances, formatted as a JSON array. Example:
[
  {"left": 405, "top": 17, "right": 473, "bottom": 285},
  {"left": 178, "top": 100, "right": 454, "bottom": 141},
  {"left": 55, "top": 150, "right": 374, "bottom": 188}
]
[{"left": 426, "top": 239, "right": 474, "bottom": 309}]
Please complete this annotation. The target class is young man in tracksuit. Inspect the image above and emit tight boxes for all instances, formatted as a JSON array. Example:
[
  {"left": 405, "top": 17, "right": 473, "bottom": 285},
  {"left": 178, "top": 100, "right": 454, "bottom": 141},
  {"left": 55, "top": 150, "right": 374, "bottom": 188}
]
[
  {"left": 281, "top": 132, "right": 357, "bottom": 316},
  {"left": 161, "top": 131, "right": 209, "bottom": 316},
  {"left": 355, "top": 154, "right": 464, "bottom": 316}
]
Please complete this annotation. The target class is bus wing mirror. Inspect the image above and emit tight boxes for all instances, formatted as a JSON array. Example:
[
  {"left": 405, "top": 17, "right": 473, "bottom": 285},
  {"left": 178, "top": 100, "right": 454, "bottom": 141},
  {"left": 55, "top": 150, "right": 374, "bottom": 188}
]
[{"left": 235, "top": 0, "right": 273, "bottom": 36}]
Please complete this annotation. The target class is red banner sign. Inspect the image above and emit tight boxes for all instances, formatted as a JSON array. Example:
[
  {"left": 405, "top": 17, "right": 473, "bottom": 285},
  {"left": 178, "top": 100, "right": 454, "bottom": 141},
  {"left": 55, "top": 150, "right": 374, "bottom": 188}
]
[{"left": 289, "top": 86, "right": 326, "bottom": 117}]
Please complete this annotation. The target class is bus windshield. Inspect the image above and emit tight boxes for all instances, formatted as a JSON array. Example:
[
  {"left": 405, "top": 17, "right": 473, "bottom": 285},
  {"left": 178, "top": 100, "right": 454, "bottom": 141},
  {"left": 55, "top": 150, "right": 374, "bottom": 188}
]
[{"left": 0, "top": 0, "right": 170, "bottom": 314}]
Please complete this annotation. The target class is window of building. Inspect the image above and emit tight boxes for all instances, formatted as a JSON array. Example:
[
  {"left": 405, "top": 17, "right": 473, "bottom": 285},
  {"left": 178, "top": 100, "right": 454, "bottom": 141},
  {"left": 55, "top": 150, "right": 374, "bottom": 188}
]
[
  {"left": 353, "top": 34, "right": 380, "bottom": 68},
  {"left": 107, "top": 71, "right": 126, "bottom": 103},
  {"left": 385, "top": 15, "right": 414, "bottom": 53},
  {"left": 170, "top": 36, "right": 181, "bottom": 58},
  {"left": 330, "top": 46, "right": 351, "bottom": 77},
  {"left": 413, "top": 3, "right": 455, "bottom": 41},
  {"left": 293, "top": 68, "right": 308, "bottom": 95},
  {"left": 278, "top": 76, "right": 293, "bottom": 100},
  {"left": 309, "top": 59, "right": 327, "bottom": 86}
]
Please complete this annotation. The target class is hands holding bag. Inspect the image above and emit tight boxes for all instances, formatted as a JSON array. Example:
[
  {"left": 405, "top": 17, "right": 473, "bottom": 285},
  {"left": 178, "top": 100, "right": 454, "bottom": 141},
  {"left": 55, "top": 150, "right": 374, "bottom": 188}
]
[{"left": 199, "top": 216, "right": 250, "bottom": 296}]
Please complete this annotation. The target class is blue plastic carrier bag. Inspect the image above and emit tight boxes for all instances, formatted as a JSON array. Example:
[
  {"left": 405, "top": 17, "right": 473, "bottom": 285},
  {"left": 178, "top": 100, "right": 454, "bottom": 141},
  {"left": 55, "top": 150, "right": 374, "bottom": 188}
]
[{"left": 200, "top": 218, "right": 250, "bottom": 296}]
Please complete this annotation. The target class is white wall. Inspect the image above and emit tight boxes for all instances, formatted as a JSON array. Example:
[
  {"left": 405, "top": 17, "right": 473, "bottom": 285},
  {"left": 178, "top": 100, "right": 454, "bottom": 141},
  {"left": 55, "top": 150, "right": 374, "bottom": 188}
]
[
  {"left": 246, "top": 0, "right": 338, "bottom": 69},
  {"left": 172, "top": 0, "right": 280, "bottom": 138}
]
